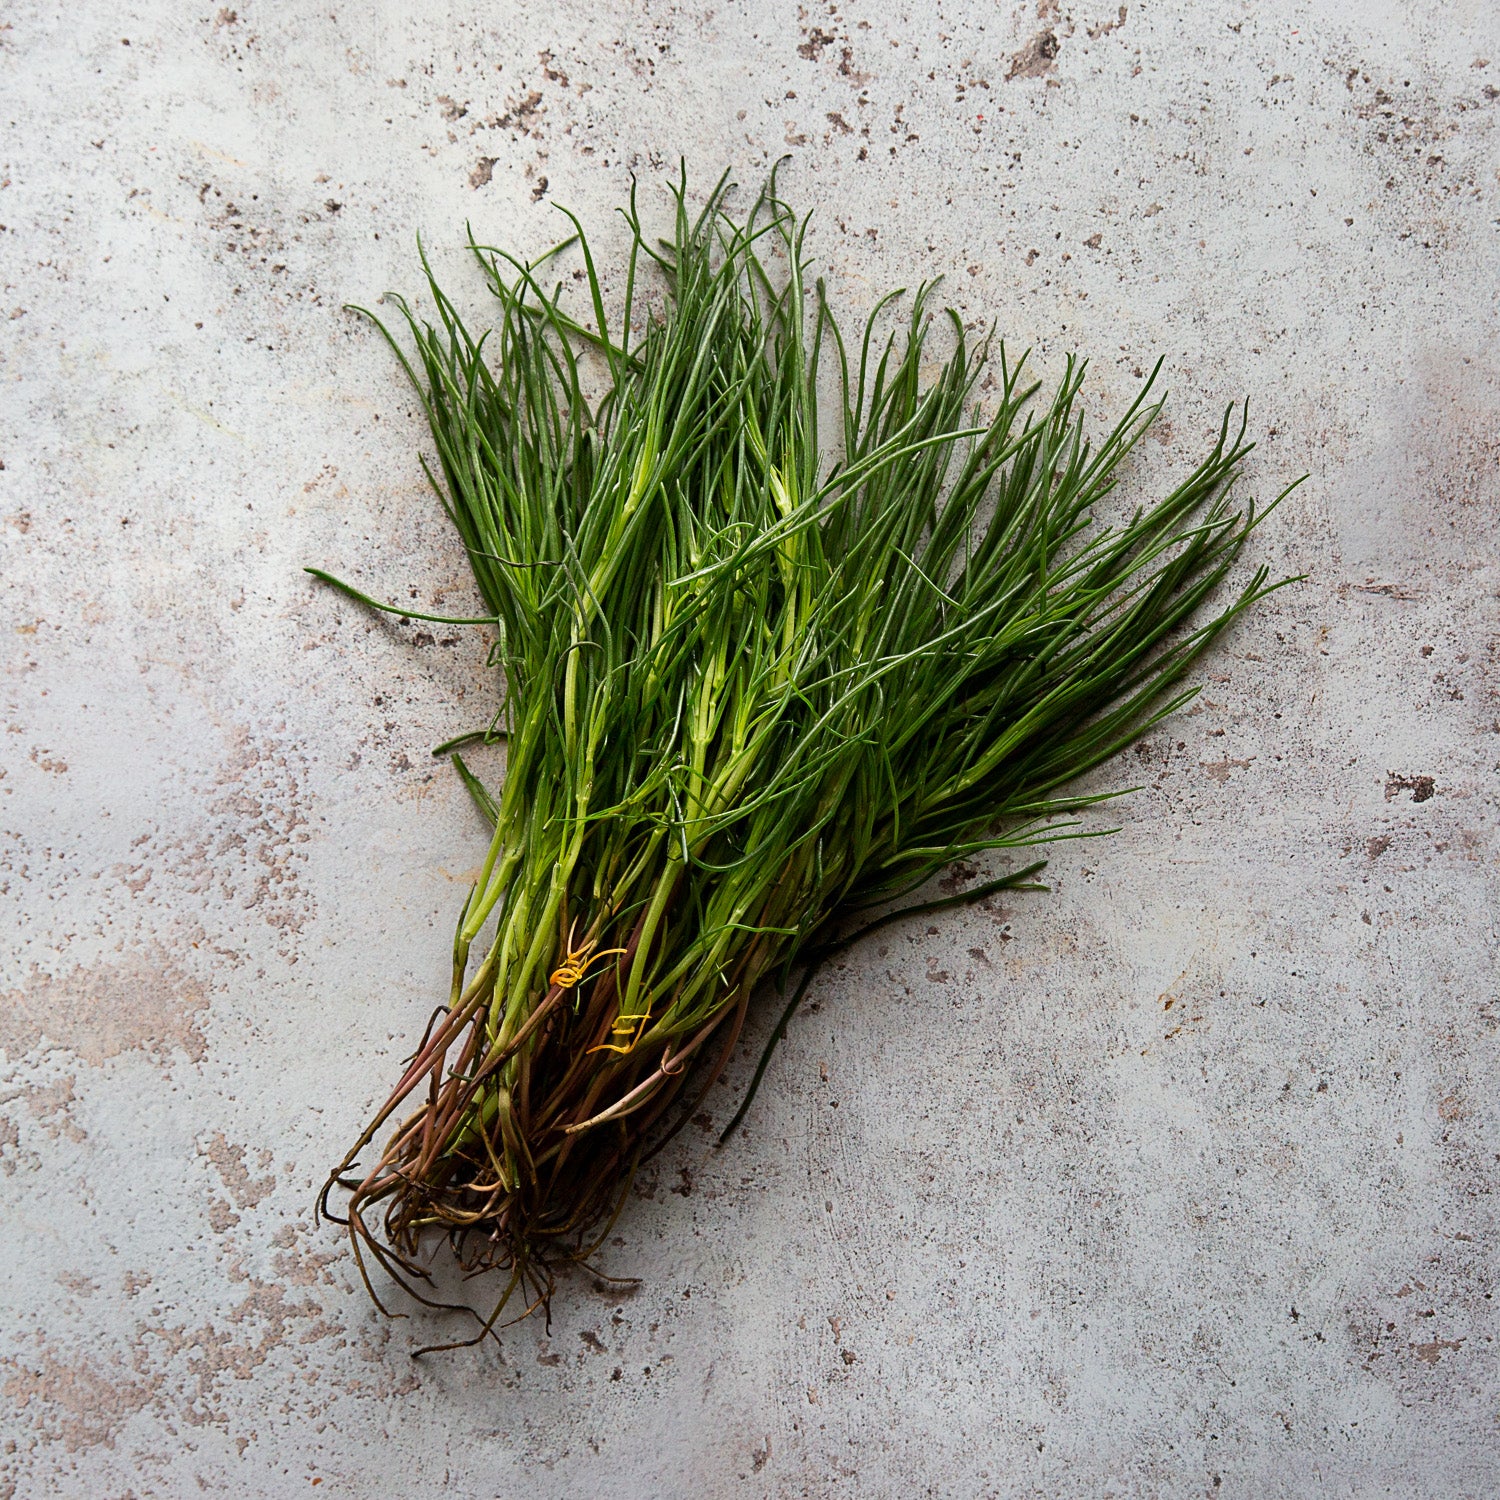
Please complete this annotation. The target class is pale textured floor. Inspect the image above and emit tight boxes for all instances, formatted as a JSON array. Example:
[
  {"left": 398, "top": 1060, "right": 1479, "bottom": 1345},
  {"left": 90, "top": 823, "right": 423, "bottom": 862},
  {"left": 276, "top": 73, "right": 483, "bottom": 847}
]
[{"left": 2, "top": 2, "right": 1498, "bottom": 1495}]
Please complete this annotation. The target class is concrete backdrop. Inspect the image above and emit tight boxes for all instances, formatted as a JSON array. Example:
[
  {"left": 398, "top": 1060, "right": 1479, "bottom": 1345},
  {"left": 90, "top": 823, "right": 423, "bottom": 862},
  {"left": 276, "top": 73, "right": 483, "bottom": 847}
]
[{"left": 2, "top": 0, "right": 1497, "bottom": 1495}]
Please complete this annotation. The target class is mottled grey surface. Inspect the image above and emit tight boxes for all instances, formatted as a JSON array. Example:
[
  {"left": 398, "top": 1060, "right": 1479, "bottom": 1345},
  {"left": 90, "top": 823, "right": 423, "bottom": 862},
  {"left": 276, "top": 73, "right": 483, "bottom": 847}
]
[{"left": 2, "top": 1, "right": 1498, "bottom": 1495}]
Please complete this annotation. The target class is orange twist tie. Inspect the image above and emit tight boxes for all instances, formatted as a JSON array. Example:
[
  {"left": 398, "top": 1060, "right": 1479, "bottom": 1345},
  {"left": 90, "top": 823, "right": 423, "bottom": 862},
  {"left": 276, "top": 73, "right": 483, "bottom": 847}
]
[{"left": 549, "top": 918, "right": 627, "bottom": 992}]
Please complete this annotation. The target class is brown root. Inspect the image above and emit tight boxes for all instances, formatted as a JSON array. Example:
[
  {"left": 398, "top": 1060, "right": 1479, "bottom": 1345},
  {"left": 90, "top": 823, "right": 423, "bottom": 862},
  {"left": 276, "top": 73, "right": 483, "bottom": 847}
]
[{"left": 321, "top": 927, "right": 765, "bottom": 1353}]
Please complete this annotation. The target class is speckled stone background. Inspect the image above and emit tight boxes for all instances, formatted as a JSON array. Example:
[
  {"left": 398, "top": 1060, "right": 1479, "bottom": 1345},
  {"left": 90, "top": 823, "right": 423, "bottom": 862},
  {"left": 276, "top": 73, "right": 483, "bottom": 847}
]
[{"left": 3, "top": 1, "right": 1497, "bottom": 1495}]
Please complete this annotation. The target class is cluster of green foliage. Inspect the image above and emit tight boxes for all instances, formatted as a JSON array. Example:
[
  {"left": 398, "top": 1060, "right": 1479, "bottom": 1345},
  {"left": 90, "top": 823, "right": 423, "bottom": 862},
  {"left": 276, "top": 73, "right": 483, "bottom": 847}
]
[{"left": 316, "top": 170, "right": 1292, "bottom": 1349}]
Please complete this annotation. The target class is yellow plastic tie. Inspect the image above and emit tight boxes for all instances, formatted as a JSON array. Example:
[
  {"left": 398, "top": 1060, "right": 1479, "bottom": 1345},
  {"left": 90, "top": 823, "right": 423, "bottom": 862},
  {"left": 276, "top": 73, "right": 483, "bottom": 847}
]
[
  {"left": 549, "top": 919, "right": 627, "bottom": 991},
  {"left": 586, "top": 1009, "right": 652, "bottom": 1057}
]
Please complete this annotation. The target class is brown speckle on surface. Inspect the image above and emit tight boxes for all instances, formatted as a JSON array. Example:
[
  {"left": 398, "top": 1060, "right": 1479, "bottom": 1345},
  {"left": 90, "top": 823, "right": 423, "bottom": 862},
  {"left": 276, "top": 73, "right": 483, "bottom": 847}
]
[
  {"left": 798, "top": 28, "right": 837, "bottom": 62},
  {"left": 1385, "top": 772, "right": 1436, "bottom": 802},
  {"left": 0, "top": 1350, "right": 154, "bottom": 1454},
  {"left": 0, "top": 950, "right": 209, "bottom": 1068},
  {"left": 1087, "top": 5, "right": 1128, "bottom": 40},
  {"left": 1201, "top": 756, "right": 1253, "bottom": 784},
  {"left": 492, "top": 89, "right": 545, "bottom": 138},
  {"left": 1006, "top": 31, "right": 1060, "bottom": 82},
  {"left": 202, "top": 1131, "right": 276, "bottom": 1210},
  {"left": 1414, "top": 1337, "right": 1464, "bottom": 1366}
]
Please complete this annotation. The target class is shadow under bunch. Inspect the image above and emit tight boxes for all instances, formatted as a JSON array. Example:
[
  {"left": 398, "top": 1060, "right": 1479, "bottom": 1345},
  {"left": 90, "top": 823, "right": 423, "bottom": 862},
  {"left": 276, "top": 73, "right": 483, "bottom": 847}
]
[{"left": 314, "top": 169, "right": 1296, "bottom": 1353}]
